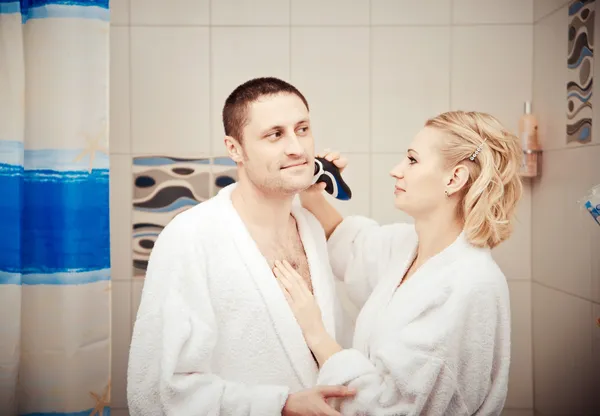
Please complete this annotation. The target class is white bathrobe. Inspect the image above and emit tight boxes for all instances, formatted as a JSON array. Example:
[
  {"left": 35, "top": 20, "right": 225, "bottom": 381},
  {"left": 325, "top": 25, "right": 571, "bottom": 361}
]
[
  {"left": 319, "top": 216, "right": 511, "bottom": 416},
  {"left": 127, "top": 183, "right": 344, "bottom": 416}
]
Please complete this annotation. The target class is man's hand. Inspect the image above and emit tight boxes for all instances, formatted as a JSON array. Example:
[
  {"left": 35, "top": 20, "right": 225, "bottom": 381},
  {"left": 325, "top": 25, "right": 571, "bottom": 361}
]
[{"left": 282, "top": 386, "right": 356, "bottom": 416}]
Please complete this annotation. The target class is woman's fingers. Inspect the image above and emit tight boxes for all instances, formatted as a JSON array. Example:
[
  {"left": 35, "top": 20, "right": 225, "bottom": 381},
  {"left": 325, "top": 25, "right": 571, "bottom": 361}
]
[
  {"left": 334, "top": 156, "right": 348, "bottom": 170},
  {"left": 276, "top": 279, "right": 292, "bottom": 303},
  {"left": 281, "top": 260, "right": 312, "bottom": 296},
  {"left": 273, "top": 264, "right": 294, "bottom": 293},
  {"left": 315, "top": 150, "right": 347, "bottom": 173},
  {"left": 275, "top": 260, "right": 310, "bottom": 301},
  {"left": 325, "top": 151, "right": 340, "bottom": 162}
]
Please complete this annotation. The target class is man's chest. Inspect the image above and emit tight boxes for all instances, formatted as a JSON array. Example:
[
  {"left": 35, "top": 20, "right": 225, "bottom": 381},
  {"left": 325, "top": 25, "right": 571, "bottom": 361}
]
[{"left": 256, "top": 236, "right": 312, "bottom": 292}]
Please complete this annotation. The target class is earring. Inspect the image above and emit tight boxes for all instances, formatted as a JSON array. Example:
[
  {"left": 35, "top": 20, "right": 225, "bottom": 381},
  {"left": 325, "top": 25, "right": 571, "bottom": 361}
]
[{"left": 445, "top": 190, "right": 449, "bottom": 197}]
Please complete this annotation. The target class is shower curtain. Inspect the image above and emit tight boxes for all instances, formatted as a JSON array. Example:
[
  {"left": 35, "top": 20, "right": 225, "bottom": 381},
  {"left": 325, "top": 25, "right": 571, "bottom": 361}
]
[{"left": 0, "top": 1, "right": 111, "bottom": 415}]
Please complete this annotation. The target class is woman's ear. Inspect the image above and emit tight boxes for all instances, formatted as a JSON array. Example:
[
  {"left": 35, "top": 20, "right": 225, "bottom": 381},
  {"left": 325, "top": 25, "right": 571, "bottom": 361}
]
[{"left": 445, "top": 164, "right": 470, "bottom": 196}]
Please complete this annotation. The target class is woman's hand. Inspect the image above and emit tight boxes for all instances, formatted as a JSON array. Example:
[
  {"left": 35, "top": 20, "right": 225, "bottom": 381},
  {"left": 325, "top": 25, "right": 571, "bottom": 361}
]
[
  {"left": 317, "top": 149, "right": 348, "bottom": 173},
  {"left": 273, "top": 260, "right": 327, "bottom": 346},
  {"left": 274, "top": 260, "right": 345, "bottom": 367}
]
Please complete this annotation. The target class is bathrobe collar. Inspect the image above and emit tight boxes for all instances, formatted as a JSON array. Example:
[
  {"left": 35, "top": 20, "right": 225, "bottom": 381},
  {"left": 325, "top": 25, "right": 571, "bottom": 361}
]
[
  {"left": 355, "top": 229, "right": 488, "bottom": 356},
  {"left": 215, "top": 183, "right": 336, "bottom": 388}
]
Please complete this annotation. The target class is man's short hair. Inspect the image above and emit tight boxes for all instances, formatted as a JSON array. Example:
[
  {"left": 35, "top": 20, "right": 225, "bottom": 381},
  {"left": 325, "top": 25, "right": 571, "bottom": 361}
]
[{"left": 222, "top": 77, "right": 309, "bottom": 143}]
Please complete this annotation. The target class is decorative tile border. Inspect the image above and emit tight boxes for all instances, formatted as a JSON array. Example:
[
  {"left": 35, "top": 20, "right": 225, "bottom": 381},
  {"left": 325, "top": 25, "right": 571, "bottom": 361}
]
[
  {"left": 211, "top": 156, "right": 238, "bottom": 195},
  {"left": 567, "top": 0, "right": 595, "bottom": 144},
  {"left": 131, "top": 156, "right": 238, "bottom": 278}
]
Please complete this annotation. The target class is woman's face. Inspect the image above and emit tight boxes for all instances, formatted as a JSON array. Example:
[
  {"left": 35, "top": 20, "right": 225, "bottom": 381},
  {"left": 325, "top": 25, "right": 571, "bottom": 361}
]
[{"left": 389, "top": 127, "right": 453, "bottom": 219}]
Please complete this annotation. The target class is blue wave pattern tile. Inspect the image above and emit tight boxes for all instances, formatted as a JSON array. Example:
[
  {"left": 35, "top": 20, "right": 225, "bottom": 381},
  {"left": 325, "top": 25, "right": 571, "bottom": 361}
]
[
  {"left": 211, "top": 156, "right": 238, "bottom": 196},
  {"left": 132, "top": 155, "right": 212, "bottom": 277},
  {"left": 567, "top": 0, "right": 595, "bottom": 144},
  {"left": 0, "top": 141, "right": 110, "bottom": 285}
]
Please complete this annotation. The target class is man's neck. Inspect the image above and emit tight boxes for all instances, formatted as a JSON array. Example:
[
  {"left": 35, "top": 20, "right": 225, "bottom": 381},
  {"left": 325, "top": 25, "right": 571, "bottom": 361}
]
[{"left": 231, "top": 181, "right": 295, "bottom": 233}]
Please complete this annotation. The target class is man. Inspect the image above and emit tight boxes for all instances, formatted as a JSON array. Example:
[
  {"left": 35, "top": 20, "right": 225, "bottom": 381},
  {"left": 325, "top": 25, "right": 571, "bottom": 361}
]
[{"left": 127, "top": 77, "right": 353, "bottom": 415}]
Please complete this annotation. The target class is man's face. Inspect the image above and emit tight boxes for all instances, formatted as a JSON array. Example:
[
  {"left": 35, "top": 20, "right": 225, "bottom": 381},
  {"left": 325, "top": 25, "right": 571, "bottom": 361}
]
[{"left": 234, "top": 93, "right": 315, "bottom": 196}]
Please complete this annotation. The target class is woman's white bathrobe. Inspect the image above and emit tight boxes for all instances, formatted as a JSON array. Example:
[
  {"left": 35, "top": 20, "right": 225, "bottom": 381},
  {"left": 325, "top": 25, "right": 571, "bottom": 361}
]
[
  {"left": 127, "top": 184, "right": 345, "bottom": 416},
  {"left": 318, "top": 216, "right": 511, "bottom": 416}
]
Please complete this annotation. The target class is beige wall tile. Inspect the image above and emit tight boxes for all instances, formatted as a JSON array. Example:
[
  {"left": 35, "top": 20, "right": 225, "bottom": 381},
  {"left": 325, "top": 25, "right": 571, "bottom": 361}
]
[
  {"left": 130, "top": 0, "right": 208, "bottom": 25},
  {"left": 453, "top": 0, "right": 533, "bottom": 24},
  {"left": 290, "top": 28, "right": 370, "bottom": 153},
  {"left": 532, "top": 283, "right": 596, "bottom": 414},
  {"left": 130, "top": 27, "right": 210, "bottom": 156},
  {"left": 371, "top": 26, "right": 450, "bottom": 153},
  {"left": 291, "top": 0, "right": 369, "bottom": 25},
  {"left": 371, "top": 0, "right": 451, "bottom": 25},
  {"left": 211, "top": 0, "right": 289, "bottom": 26}
]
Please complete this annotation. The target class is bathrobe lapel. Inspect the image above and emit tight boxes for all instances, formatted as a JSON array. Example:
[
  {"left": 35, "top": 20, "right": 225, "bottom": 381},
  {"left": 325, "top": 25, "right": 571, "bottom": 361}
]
[
  {"left": 354, "top": 232, "right": 471, "bottom": 357},
  {"left": 216, "top": 184, "right": 335, "bottom": 389},
  {"left": 291, "top": 203, "right": 336, "bottom": 340}
]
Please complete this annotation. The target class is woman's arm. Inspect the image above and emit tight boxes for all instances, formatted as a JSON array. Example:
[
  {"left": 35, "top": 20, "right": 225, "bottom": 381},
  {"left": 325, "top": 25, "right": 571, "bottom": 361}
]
[
  {"left": 300, "top": 187, "right": 344, "bottom": 239},
  {"left": 302, "top": 152, "right": 416, "bottom": 306},
  {"left": 275, "top": 260, "right": 508, "bottom": 416},
  {"left": 301, "top": 189, "right": 416, "bottom": 310},
  {"left": 316, "top": 283, "right": 508, "bottom": 416}
]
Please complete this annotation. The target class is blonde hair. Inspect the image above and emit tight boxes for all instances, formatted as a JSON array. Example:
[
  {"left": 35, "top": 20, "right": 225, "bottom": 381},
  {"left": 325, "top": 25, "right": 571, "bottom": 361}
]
[{"left": 425, "top": 111, "right": 524, "bottom": 249}]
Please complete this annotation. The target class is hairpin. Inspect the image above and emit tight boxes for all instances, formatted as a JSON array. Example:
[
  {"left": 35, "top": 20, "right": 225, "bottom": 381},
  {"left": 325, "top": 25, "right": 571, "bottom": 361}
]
[{"left": 469, "top": 138, "right": 487, "bottom": 161}]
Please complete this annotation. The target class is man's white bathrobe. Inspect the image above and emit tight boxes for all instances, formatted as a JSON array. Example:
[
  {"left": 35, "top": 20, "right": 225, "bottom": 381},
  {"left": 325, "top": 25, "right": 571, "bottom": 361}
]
[
  {"left": 127, "top": 184, "right": 344, "bottom": 416},
  {"left": 318, "top": 216, "right": 511, "bottom": 416}
]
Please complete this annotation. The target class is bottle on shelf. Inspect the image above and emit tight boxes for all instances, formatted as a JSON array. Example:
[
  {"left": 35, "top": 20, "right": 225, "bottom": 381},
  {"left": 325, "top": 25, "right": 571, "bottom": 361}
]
[{"left": 518, "top": 101, "right": 541, "bottom": 178}]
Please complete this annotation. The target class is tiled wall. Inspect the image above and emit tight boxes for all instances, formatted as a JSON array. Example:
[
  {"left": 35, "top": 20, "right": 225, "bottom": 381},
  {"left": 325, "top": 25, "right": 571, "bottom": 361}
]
[
  {"left": 531, "top": 1, "right": 600, "bottom": 415},
  {"left": 108, "top": 0, "right": 536, "bottom": 414}
]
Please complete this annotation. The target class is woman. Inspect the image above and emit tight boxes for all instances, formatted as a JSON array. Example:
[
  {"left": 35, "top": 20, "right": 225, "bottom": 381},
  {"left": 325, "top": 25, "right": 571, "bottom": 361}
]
[{"left": 273, "top": 110, "right": 523, "bottom": 415}]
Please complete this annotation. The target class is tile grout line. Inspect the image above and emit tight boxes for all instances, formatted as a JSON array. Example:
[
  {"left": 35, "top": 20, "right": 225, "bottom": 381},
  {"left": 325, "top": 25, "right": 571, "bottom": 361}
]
[
  {"left": 540, "top": 142, "right": 600, "bottom": 152},
  {"left": 532, "top": 279, "right": 600, "bottom": 305},
  {"left": 368, "top": 0, "right": 373, "bottom": 217},
  {"left": 289, "top": 0, "right": 292, "bottom": 82},
  {"left": 449, "top": 0, "right": 454, "bottom": 110},
  {"left": 115, "top": 23, "right": 535, "bottom": 28},
  {"left": 208, "top": 0, "right": 214, "bottom": 198},
  {"left": 529, "top": 7, "right": 537, "bottom": 411},
  {"left": 127, "top": 0, "right": 135, "bottom": 338},
  {"left": 533, "top": 1, "right": 570, "bottom": 24}
]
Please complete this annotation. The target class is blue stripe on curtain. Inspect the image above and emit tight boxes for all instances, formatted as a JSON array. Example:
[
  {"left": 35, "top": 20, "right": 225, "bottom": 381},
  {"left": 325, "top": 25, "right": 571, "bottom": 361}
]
[
  {"left": 0, "top": 140, "right": 110, "bottom": 286},
  {"left": 0, "top": 0, "right": 111, "bottom": 413},
  {"left": 0, "top": 0, "right": 109, "bottom": 21}
]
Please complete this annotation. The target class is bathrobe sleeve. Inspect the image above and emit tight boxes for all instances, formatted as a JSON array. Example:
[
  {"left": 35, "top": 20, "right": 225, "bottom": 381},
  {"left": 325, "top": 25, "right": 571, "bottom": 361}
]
[
  {"left": 327, "top": 216, "right": 416, "bottom": 307},
  {"left": 127, "top": 218, "right": 290, "bottom": 416},
  {"left": 316, "top": 282, "right": 507, "bottom": 416}
]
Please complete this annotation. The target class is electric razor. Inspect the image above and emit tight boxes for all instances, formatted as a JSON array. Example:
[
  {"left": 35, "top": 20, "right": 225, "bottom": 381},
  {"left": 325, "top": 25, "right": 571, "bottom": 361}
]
[{"left": 312, "top": 157, "right": 352, "bottom": 200}]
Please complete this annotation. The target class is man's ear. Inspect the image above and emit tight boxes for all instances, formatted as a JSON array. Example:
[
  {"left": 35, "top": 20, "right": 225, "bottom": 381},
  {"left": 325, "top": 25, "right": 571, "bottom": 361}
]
[
  {"left": 224, "top": 136, "right": 243, "bottom": 163},
  {"left": 445, "top": 164, "right": 470, "bottom": 196}
]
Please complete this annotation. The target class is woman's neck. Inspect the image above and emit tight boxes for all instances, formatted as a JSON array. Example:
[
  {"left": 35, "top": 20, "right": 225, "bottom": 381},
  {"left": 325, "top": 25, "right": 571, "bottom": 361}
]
[{"left": 413, "top": 210, "right": 464, "bottom": 264}]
